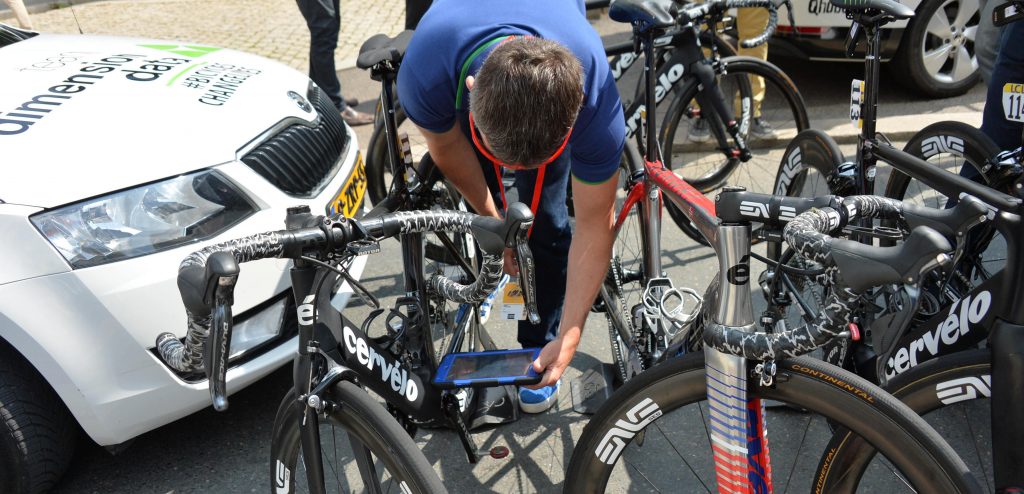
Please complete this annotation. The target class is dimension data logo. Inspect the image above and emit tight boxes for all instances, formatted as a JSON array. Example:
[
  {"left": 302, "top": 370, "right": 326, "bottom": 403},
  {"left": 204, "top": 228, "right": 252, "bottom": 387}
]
[{"left": 139, "top": 44, "right": 221, "bottom": 58}]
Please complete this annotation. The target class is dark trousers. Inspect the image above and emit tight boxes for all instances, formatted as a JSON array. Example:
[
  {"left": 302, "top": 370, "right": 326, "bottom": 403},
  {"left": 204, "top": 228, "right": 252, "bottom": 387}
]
[
  {"left": 981, "top": 22, "right": 1024, "bottom": 152},
  {"left": 296, "top": 0, "right": 344, "bottom": 111},
  {"left": 405, "top": 0, "right": 432, "bottom": 30},
  {"left": 476, "top": 148, "right": 573, "bottom": 349}
]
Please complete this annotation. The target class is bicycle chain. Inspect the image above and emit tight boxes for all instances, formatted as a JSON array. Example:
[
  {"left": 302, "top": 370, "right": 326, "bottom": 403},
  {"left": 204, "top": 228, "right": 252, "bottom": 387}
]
[{"left": 608, "top": 255, "right": 634, "bottom": 382}]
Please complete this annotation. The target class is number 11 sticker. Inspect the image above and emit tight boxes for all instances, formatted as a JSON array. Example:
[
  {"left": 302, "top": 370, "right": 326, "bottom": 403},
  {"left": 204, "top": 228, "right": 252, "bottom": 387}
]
[{"left": 1003, "top": 83, "right": 1024, "bottom": 123}]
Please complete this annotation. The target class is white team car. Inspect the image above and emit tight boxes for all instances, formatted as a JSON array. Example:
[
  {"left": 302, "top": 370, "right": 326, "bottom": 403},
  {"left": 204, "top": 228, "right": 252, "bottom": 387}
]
[
  {"left": 0, "top": 24, "right": 366, "bottom": 492},
  {"left": 772, "top": 0, "right": 980, "bottom": 97}
]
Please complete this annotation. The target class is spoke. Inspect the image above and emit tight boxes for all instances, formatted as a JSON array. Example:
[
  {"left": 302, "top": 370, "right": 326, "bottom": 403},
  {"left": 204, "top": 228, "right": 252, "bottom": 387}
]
[
  {"left": 923, "top": 45, "right": 953, "bottom": 77},
  {"left": 953, "top": 0, "right": 979, "bottom": 29},
  {"left": 958, "top": 404, "right": 993, "bottom": 493},
  {"left": 327, "top": 425, "right": 345, "bottom": 493},
  {"left": 349, "top": 431, "right": 383, "bottom": 494},
  {"left": 951, "top": 46, "right": 977, "bottom": 82},
  {"left": 622, "top": 456, "right": 666, "bottom": 493},
  {"left": 653, "top": 419, "right": 712, "bottom": 492},
  {"left": 779, "top": 412, "right": 813, "bottom": 494},
  {"left": 964, "top": 25, "right": 978, "bottom": 43},
  {"left": 925, "top": 11, "right": 953, "bottom": 42}
]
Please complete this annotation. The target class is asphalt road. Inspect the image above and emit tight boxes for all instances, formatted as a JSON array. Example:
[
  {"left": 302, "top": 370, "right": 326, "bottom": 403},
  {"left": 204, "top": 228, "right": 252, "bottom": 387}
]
[{"left": 52, "top": 20, "right": 989, "bottom": 494}]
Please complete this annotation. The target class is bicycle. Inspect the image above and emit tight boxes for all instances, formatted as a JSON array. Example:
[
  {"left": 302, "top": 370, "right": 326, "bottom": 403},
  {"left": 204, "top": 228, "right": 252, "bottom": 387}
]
[
  {"left": 763, "top": 0, "right": 1019, "bottom": 373},
  {"left": 363, "top": 2, "right": 808, "bottom": 247},
  {"left": 565, "top": 0, "right": 982, "bottom": 490},
  {"left": 152, "top": 31, "right": 548, "bottom": 492}
]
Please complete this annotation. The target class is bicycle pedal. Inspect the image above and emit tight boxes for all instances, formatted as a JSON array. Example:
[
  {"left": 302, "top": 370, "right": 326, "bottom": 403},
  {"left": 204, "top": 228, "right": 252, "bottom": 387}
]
[{"left": 477, "top": 446, "right": 510, "bottom": 459}]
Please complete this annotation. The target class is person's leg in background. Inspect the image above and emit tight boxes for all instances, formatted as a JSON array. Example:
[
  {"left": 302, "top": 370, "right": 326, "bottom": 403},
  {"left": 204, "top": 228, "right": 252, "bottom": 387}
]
[
  {"left": 512, "top": 151, "right": 572, "bottom": 413},
  {"left": 736, "top": 6, "right": 774, "bottom": 138},
  {"left": 405, "top": 0, "right": 432, "bottom": 30},
  {"left": 295, "top": 0, "right": 372, "bottom": 125},
  {"left": 2, "top": 0, "right": 33, "bottom": 30},
  {"left": 976, "top": 0, "right": 1003, "bottom": 85},
  {"left": 981, "top": 22, "right": 1024, "bottom": 152}
]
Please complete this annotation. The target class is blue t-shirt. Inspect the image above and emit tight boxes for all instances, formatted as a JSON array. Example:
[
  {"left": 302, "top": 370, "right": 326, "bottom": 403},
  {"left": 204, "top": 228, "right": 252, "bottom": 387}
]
[{"left": 397, "top": 0, "right": 625, "bottom": 183}]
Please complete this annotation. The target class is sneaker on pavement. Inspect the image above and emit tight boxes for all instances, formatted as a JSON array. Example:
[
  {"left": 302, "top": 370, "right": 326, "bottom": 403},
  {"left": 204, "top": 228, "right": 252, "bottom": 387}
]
[
  {"left": 688, "top": 117, "right": 710, "bottom": 143},
  {"left": 519, "top": 380, "right": 560, "bottom": 414},
  {"left": 750, "top": 117, "right": 777, "bottom": 139},
  {"left": 341, "top": 106, "right": 374, "bottom": 126}
]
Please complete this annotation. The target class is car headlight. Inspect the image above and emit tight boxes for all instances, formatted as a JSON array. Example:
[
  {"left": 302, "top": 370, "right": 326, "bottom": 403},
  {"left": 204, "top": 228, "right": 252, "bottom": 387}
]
[{"left": 31, "top": 171, "right": 257, "bottom": 269}]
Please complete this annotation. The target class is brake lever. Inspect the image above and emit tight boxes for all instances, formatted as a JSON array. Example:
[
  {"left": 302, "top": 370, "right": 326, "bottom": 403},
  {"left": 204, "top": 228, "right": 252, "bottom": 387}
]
[
  {"left": 513, "top": 223, "right": 541, "bottom": 325},
  {"left": 203, "top": 252, "right": 239, "bottom": 412}
]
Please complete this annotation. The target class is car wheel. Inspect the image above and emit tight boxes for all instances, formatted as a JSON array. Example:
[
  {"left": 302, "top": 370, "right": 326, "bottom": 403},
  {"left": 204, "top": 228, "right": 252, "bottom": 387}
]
[
  {"left": 0, "top": 342, "right": 77, "bottom": 494},
  {"left": 894, "top": 0, "right": 981, "bottom": 98}
]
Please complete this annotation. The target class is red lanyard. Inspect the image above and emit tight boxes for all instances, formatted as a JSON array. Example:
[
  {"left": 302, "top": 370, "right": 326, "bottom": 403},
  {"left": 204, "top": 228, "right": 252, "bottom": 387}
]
[{"left": 492, "top": 162, "right": 547, "bottom": 238}]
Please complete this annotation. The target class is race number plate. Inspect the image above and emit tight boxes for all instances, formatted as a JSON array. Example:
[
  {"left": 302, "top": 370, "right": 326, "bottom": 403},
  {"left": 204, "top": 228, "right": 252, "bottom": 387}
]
[
  {"left": 326, "top": 152, "right": 367, "bottom": 217},
  {"left": 1003, "top": 83, "right": 1024, "bottom": 123},
  {"left": 500, "top": 281, "right": 526, "bottom": 321},
  {"left": 850, "top": 79, "right": 865, "bottom": 129}
]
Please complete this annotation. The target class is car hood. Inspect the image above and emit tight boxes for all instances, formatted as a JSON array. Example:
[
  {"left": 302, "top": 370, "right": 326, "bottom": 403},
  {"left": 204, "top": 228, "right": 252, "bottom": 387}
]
[{"left": 0, "top": 34, "right": 318, "bottom": 208}]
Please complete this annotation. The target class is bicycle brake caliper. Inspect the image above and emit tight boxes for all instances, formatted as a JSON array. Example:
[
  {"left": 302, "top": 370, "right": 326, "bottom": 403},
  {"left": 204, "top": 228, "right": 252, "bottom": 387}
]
[{"left": 754, "top": 361, "right": 777, "bottom": 388}]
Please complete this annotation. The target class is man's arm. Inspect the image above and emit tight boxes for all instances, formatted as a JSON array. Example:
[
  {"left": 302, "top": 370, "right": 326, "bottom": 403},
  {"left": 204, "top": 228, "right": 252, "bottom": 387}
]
[
  {"left": 416, "top": 124, "right": 502, "bottom": 219},
  {"left": 530, "top": 174, "right": 618, "bottom": 387}
]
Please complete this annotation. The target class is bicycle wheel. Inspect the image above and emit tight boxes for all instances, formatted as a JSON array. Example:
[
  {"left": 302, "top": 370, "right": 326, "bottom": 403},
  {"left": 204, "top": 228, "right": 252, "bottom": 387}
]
[
  {"left": 768, "top": 128, "right": 849, "bottom": 260},
  {"left": 564, "top": 352, "right": 980, "bottom": 493},
  {"left": 601, "top": 142, "right": 655, "bottom": 384},
  {"left": 366, "top": 102, "right": 429, "bottom": 206},
  {"left": 415, "top": 155, "right": 485, "bottom": 364},
  {"left": 659, "top": 56, "right": 808, "bottom": 196},
  {"left": 269, "top": 382, "right": 446, "bottom": 494},
  {"left": 816, "top": 348, "right": 993, "bottom": 491},
  {"left": 886, "top": 121, "right": 1006, "bottom": 280}
]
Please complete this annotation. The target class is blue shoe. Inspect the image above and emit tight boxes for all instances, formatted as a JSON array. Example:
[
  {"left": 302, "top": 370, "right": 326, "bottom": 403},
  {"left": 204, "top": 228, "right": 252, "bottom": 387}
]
[{"left": 519, "top": 380, "right": 560, "bottom": 414}]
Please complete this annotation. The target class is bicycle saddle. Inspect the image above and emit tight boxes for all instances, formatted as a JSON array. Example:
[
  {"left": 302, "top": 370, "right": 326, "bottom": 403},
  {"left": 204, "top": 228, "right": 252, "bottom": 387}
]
[
  {"left": 829, "top": 0, "right": 914, "bottom": 19},
  {"left": 609, "top": 0, "right": 677, "bottom": 30},
  {"left": 357, "top": 30, "right": 414, "bottom": 70}
]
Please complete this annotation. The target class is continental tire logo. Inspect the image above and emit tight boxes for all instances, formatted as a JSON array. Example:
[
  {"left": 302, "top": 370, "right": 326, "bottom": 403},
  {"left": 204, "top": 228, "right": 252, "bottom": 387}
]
[
  {"left": 920, "top": 135, "right": 965, "bottom": 158},
  {"left": 595, "top": 398, "right": 663, "bottom": 464},
  {"left": 789, "top": 363, "right": 875, "bottom": 403},
  {"left": 936, "top": 375, "right": 991, "bottom": 405}
]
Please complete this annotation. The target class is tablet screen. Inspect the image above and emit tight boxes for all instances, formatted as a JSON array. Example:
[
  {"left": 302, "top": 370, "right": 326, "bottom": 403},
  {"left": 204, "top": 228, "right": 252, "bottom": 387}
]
[{"left": 445, "top": 351, "right": 536, "bottom": 381}]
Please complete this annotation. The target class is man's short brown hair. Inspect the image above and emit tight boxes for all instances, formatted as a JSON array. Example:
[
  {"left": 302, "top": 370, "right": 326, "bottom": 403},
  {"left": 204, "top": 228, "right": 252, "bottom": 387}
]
[{"left": 470, "top": 37, "right": 584, "bottom": 167}]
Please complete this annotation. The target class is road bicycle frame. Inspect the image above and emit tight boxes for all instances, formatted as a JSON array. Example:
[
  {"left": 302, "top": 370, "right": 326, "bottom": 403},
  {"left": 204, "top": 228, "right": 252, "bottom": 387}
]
[
  {"left": 787, "top": 9, "right": 1024, "bottom": 487},
  {"left": 618, "top": 20, "right": 779, "bottom": 490}
]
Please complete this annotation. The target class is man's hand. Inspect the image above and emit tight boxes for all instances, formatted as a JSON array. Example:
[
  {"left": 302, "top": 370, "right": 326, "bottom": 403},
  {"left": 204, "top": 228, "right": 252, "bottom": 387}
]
[
  {"left": 503, "top": 248, "right": 519, "bottom": 276},
  {"left": 529, "top": 327, "right": 581, "bottom": 388}
]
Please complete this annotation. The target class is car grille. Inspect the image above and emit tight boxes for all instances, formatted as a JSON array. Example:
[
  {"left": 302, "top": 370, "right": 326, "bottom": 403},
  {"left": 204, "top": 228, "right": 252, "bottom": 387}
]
[{"left": 240, "top": 87, "right": 349, "bottom": 197}]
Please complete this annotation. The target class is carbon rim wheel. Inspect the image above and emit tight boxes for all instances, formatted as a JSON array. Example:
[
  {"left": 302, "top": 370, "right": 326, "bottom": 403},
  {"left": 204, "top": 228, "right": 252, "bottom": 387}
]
[
  {"left": 270, "top": 383, "right": 445, "bottom": 494},
  {"left": 565, "top": 353, "right": 978, "bottom": 493}
]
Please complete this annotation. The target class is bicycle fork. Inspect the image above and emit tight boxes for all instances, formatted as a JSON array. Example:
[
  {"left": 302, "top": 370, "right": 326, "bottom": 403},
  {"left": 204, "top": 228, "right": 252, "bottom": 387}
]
[{"left": 704, "top": 221, "right": 774, "bottom": 493}]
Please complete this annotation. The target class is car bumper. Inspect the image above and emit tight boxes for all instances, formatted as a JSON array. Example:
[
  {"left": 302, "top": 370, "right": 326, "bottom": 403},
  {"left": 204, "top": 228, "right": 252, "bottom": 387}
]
[
  {"left": 0, "top": 129, "right": 367, "bottom": 446},
  {"left": 769, "top": 28, "right": 904, "bottom": 61}
]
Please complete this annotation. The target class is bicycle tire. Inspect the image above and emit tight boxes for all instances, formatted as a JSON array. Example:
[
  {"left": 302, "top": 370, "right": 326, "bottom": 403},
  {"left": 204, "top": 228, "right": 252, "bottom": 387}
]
[
  {"left": 415, "top": 154, "right": 486, "bottom": 364},
  {"left": 660, "top": 57, "right": 808, "bottom": 244},
  {"left": 885, "top": 121, "right": 1006, "bottom": 279},
  {"left": 769, "top": 128, "right": 849, "bottom": 260},
  {"left": 367, "top": 103, "right": 429, "bottom": 206},
  {"left": 816, "top": 348, "right": 993, "bottom": 490},
  {"left": 269, "top": 381, "right": 446, "bottom": 494},
  {"left": 564, "top": 351, "right": 980, "bottom": 493}
]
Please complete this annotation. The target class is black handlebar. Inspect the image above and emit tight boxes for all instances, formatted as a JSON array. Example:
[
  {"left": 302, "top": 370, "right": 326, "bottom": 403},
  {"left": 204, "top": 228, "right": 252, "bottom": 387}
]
[
  {"left": 156, "top": 204, "right": 538, "bottom": 411},
  {"left": 704, "top": 195, "right": 955, "bottom": 360}
]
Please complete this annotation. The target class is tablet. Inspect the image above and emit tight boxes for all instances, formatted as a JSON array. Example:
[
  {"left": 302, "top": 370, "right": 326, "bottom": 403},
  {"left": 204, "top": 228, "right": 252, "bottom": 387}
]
[{"left": 433, "top": 348, "right": 543, "bottom": 389}]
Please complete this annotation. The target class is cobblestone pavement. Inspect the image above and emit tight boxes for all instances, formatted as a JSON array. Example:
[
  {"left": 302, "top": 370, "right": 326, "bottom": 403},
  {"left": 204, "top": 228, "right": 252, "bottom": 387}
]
[{"left": 0, "top": 0, "right": 405, "bottom": 72}]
